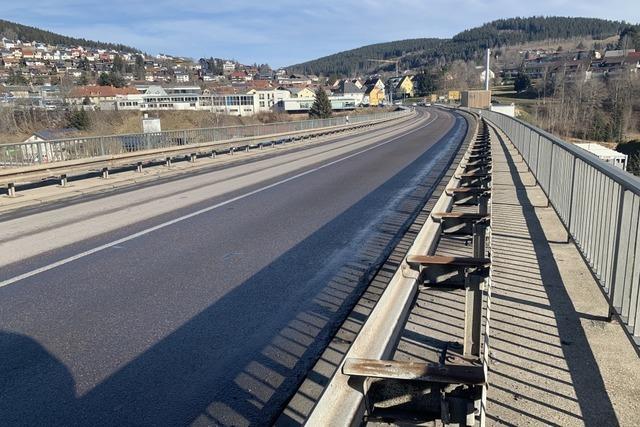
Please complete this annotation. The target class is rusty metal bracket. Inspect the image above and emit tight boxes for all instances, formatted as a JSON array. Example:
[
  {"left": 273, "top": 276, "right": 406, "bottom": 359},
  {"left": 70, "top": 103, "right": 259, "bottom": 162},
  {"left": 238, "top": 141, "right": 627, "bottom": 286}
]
[
  {"left": 446, "top": 187, "right": 491, "bottom": 206},
  {"left": 405, "top": 255, "right": 490, "bottom": 289},
  {"left": 455, "top": 171, "right": 490, "bottom": 188},
  {"left": 431, "top": 212, "right": 490, "bottom": 235}
]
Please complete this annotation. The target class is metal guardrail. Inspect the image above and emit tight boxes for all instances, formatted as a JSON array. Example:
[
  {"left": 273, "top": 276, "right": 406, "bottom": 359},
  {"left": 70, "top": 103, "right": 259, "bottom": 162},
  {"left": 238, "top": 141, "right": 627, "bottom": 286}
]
[
  {"left": 477, "top": 109, "right": 640, "bottom": 347},
  {"left": 304, "top": 110, "right": 479, "bottom": 425},
  {"left": 0, "top": 111, "right": 405, "bottom": 168}
]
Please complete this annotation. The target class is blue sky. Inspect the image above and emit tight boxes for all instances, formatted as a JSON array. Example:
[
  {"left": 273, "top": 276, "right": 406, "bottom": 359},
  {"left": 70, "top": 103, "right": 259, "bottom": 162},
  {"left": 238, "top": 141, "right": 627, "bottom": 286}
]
[{"left": 3, "top": 1, "right": 639, "bottom": 67}]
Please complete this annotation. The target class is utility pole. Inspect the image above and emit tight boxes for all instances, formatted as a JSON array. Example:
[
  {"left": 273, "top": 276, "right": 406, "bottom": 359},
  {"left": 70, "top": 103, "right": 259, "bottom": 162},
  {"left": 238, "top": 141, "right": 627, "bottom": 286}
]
[
  {"left": 368, "top": 58, "right": 400, "bottom": 105},
  {"left": 485, "top": 48, "right": 491, "bottom": 91}
]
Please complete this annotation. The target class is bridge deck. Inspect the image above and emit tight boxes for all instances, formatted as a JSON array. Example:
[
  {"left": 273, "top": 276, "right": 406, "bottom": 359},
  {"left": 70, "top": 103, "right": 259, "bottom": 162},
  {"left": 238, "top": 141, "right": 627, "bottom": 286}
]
[
  {"left": 486, "top": 126, "right": 640, "bottom": 425},
  {"left": 391, "top": 125, "right": 640, "bottom": 426}
]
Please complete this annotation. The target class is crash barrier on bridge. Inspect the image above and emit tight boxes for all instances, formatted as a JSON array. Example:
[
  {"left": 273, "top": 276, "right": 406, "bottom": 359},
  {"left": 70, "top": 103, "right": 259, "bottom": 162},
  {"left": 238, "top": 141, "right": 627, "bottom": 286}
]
[
  {"left": 477, "top": 108, "right": 640, "bottom": 349},
  {"left": 306, "top": 113, "right": 494, "bottom": 426},
  {"left": 0, "top": 110, "right": 407, "bottom": 168},
  {"left": 0, "top": 109, "right": 412, "bottom": 196}
]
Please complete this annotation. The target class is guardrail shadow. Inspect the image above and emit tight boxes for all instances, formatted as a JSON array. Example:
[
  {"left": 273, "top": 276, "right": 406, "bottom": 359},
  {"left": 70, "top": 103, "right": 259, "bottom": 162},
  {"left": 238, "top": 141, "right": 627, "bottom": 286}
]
[
  {"left": 486, "top": 130, "right": 618, "bottom": 426},
  {"left": 392, "top": 234, "right": 472, "bottom": 363},
  {"left": 0, "top": 114, "right": 465, "bottom": 426}
]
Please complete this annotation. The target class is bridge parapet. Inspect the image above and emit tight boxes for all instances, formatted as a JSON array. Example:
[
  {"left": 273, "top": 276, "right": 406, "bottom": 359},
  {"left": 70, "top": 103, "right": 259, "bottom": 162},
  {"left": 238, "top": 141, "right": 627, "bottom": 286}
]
[
  {"left": 0, "top": 110, "right": 410, "bottom": 169},
  {"left": 478, "top": 109, "right": 640, "bottom": 348}
]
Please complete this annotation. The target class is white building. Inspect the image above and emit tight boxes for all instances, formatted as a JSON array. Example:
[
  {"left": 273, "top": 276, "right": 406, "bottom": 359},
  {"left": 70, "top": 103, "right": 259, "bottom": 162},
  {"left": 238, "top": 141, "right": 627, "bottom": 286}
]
[
  {"left": 276, "top": 96, "right": 357, "bottom": 113},
  {"left": 223, "top": 61, "right": 236, "bottom": 74},
  {"left": 115, "top": 86, "right": 257, "bottom": 116},
  {"left": 248, "top": 89, "right": 290, "bottom": 112},
  {"left": 490, "top": 103, "right": 516, "bottom": 117},
  {"left": 575, "top": 143, "right": 628, "bottom": 170},
  {"left": 333, "top": 80, "right": 365, "bottom": 106},
  {"left": 175, "top": 72, "right": 190, "bottom": 83},
  {"left": 277, "top": 74, "right": 312, "bottom": 86}
]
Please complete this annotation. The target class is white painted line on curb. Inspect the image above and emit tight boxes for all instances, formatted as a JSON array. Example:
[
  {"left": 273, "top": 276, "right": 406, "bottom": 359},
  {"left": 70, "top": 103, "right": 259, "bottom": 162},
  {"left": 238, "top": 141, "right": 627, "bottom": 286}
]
[{"left": 0, "top": 111, "right": 445, "bottom": 289}]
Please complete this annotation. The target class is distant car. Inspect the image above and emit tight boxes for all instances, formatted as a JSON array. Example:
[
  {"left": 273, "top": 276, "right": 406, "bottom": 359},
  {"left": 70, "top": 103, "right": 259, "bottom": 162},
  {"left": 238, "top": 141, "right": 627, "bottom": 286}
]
[
  {"left": 425, "top": 103, "right": 432, "bottom": 107},
  {"left": 412, "top": 102, "right": 417, "bottom": 106}
]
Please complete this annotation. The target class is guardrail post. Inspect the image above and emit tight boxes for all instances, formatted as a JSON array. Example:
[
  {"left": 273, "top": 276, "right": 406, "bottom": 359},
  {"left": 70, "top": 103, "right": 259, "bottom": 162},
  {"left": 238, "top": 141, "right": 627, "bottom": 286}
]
[
  {"left": 165, "top": 157, "right": 171, "bottom": 167},
  {"left": 190, "top": 153, "right": 196, "bottom": 163},
  {"left": 59, "top": 174, "right": 67, "bottom": 187},
  {"left": 478, "top": 193, "right": 490, "bottom": 216},
  {"left": 464, "top": 221, "right": 488, "bottom": 358},
  {"left": 546, "top": 145, "right": 555, "bottom": 208},
  {"left": 464, "top": 273, "right": 483, "bottom": 358},
  {"left": 36, "top": 143, "right": 44, "bottom": 165},
  {"left": 566, "top": 156, "right": 577, "bottom": 242},
  {"left": 607, "top": 189, "right": 627, "bottom": 320},
  {"left": 101, "top": 167, "right": 109, "bottom": 179},
  {"left": 136, "top": 162, "right": 143, "bottom": 173},
  {"left": 211, "top": 150, "right": 217, "bottom": 159},
  {"left": 7, "top": 182, "right": 16, "bottom": 197}
]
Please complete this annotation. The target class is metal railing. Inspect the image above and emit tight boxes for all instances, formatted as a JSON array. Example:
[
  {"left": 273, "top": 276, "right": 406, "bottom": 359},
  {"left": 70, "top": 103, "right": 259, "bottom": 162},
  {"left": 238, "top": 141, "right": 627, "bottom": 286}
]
[
  {"left": 477, "top": 109, "right": 640, "bottom": 346},
  {"left": 0, "top": 111, "right": 407, "bottom": 168}
]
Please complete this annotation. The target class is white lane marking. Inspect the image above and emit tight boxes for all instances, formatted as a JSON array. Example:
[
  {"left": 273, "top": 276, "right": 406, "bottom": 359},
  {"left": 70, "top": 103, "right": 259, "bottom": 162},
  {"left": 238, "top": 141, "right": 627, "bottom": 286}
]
[{"left": 0, "top": 112, "right": 445, "bottom": 289}]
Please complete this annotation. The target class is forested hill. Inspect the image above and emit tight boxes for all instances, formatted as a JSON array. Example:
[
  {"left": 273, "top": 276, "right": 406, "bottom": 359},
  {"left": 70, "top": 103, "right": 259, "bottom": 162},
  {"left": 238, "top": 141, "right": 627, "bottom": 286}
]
[
  {"left": 288, "top": 17, "right": 631, "bottom": 76},
  {"left": 0, "top": 19, "right": 139, "bottom": 53}
]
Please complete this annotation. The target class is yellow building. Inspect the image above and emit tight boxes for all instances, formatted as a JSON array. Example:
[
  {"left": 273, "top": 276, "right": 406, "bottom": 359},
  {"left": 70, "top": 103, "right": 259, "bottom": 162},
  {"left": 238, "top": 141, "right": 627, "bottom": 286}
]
[
  {"left": 288, "top": 86, "right": 316, "bottom": 98},
  {"left": 365, "top": 85, "right": 385, "bottom": 106},
  {"left": 448, "top": 90, "right": 461, "bottom": 102},
  {"left": 397, "top": 76, "right": 414, "bottom": 98},
  {"left": 388, "top": 75, "right": 415, "bottom": 99}
]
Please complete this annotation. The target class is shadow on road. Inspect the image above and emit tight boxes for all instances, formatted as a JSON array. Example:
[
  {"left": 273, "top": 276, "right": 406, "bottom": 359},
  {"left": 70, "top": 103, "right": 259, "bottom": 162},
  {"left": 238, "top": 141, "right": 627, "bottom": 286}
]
[{"left": 0, "top": 111, "right": 468, "bottom": 427}]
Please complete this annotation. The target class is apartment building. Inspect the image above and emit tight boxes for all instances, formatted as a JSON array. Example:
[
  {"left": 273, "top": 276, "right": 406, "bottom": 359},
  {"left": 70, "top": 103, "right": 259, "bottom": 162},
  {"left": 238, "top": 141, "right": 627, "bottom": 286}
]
[{"left": 115, "top": 85, "right": 257, "bottom": 116}]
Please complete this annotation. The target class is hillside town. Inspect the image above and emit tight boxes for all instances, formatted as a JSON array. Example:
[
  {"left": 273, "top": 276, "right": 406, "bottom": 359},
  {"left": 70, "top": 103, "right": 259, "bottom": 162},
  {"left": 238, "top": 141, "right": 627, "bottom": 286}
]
[
  {"left": 0, "top": 35, "right": 639, "bottom": 118},
  {"left": 0, "top": 36, "right": 405, "bottom": 116}
]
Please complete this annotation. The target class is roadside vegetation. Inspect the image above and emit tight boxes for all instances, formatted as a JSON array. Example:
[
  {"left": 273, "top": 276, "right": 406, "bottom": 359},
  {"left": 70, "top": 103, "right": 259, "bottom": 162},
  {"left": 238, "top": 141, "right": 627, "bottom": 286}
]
[{"left": 0, "top": 109, "right": 298, "bottom": 143}]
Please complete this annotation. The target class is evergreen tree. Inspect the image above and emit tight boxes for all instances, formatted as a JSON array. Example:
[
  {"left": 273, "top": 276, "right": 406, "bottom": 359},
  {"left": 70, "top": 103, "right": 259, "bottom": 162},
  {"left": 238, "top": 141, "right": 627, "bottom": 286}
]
[
  {"left": 112, "top": 55, "right": 125, "bottom": 74},
  {"left": 7, "top": 69, "right": 28, "bottom": 85},
  {"left": 78, "top": 73, "right": 89, "bottom": 86},
  {"left": 309, "top": 88, "right": 332, "bottom": 118},
  {"left": 97, "top": 72, "right": 111, "bottom": 86},
  {"left": 628, "top": 153, "right": 640, "bottom": 177},
  {"left": 288, "top": 17, "right": 627, "bottom": 76},
  {"left": 414, "top": 70, "right": 437, "bottom": 96},
  {"left": 97, "top": 72, "right": 126, "bottom": 88},
  {"left": 134, "top": 55, "right": 146, "bottom": 80},
  {"left": 67, "top": 108, "right": 91, "bottom": 130},
  {"left": 514, "top": 72, "right": 531, "bottom": 93},
  {"left": 618, "top": 26, "right": 640, "bottom": 50},
  {"left": 0, "top": 19, "right": 139, "bottom": 53}
]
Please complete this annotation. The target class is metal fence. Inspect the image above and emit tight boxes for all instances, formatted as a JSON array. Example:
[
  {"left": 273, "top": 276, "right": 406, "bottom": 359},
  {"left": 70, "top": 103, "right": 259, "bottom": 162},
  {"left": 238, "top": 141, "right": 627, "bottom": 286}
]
[
  {"left": 0, "top": 110, "right": 407, "bottom": 168},
  {"left": 478, "top": 109, "right": 640, "bottom": 346}
]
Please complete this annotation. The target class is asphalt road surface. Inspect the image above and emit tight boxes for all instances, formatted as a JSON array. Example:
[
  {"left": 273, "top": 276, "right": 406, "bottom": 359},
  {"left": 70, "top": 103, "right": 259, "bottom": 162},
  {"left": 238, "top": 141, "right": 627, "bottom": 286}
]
[{"left": 0, "top": 108, "right": 467, "bottom": 426}]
